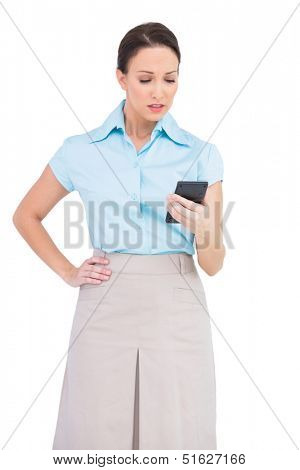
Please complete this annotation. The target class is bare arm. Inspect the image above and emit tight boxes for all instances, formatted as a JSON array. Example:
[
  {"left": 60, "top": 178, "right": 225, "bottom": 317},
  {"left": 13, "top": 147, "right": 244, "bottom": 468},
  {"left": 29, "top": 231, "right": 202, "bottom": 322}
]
[
  {"left": 195, "top": 181, "right": 226, "bottom": 276},
  {"left": 166, "top": 181, "right": 226, "bottom": 276},
  {"left": 12, "top": 164, "right": 77, "bottom": 282},
  {"left": 13, "top": 165, "right": 112, "bottom": 286}
]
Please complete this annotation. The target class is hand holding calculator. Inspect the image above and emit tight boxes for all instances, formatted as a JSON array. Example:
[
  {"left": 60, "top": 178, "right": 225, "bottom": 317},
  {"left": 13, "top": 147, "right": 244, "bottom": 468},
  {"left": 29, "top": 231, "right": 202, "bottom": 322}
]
[{"left": 166, "top": 181, "right": 208, "bottom": 223}]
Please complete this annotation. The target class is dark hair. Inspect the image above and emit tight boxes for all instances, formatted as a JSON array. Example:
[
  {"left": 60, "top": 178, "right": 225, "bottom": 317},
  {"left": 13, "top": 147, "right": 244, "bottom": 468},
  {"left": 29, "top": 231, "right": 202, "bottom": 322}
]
[{"left": 117, "top": 22, "right": 181, "bottom": 75}]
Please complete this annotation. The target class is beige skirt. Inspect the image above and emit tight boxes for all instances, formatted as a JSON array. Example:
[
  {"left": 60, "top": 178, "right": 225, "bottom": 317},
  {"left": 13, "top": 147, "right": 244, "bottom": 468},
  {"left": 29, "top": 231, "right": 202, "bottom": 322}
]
[{"left": 52, "top": 249, "right": 217, "bottom": 450}]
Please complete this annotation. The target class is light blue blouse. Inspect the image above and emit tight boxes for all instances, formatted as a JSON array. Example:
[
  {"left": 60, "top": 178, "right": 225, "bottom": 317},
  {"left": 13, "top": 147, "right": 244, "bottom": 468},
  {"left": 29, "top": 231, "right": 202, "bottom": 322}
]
[{"left": 48, "top": 98, "right": 224, "bottom": 255}]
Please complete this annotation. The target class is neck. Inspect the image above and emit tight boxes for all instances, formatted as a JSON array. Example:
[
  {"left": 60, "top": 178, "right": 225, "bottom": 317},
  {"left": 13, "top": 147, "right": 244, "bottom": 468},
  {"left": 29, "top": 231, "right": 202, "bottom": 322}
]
[{"left": 123, "top": 100, "right": 157, "bottom": 139}]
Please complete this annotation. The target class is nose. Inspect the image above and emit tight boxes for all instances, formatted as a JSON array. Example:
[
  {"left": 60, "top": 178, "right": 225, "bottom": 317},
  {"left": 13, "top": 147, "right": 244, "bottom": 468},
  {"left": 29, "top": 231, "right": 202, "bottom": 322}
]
[{"left": 151, "top": 82, "right": 164, "bottom": 101}]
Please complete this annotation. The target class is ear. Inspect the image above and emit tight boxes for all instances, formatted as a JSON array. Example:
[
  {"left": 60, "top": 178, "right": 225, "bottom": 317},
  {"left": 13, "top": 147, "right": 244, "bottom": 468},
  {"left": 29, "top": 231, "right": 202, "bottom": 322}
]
[{"left": 116, "top": 68, "right": 127, "bottom": 91}]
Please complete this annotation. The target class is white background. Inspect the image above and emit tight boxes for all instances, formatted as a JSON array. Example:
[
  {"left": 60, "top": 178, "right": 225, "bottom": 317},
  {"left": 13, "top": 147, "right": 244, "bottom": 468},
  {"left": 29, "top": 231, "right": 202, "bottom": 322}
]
[{"left": 1, "top": 0, "right": 299, "bottom": 468}]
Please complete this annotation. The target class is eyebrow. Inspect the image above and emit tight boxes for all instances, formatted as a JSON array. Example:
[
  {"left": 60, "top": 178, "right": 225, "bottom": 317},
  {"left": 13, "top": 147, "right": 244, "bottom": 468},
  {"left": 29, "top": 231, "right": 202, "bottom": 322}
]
[{"left": 136, "top": 70, "right": 177, "bottom": 74}]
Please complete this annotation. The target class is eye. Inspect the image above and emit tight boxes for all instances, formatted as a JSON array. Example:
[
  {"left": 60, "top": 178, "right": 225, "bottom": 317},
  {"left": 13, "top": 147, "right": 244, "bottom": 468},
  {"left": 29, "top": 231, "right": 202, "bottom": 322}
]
[{"left": 139, "top": 79, "right": 176, "bottom": 83}]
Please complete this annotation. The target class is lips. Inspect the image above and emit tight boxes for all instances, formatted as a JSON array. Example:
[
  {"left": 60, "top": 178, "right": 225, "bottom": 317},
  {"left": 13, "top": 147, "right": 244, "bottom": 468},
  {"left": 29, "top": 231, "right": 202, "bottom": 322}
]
[
  {"left": 148, "top": 104, "right": 164, "bottom": 108},
  {"left": 147, "top": 104, "right": 165, "bottom": 112}
]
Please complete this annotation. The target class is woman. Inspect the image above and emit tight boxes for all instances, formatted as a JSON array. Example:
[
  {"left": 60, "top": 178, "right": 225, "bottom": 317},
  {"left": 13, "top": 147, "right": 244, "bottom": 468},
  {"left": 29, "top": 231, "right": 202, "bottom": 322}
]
[{"left": 12, "top": 22, "right": 225, "bottom": 450}]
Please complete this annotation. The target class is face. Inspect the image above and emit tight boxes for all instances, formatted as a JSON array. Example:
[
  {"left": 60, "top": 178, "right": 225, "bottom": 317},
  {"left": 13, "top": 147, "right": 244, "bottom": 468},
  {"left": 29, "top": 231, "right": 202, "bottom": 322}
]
[{"left": 116, "top": 46, "right": 179, "bottom": 122}]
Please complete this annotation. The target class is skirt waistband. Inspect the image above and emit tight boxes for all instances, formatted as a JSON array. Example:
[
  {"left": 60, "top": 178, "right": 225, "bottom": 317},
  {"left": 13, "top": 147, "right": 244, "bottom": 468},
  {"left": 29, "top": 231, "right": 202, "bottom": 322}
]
[{"left": 92, "top": 249, "right": 196, "bottom": 275}]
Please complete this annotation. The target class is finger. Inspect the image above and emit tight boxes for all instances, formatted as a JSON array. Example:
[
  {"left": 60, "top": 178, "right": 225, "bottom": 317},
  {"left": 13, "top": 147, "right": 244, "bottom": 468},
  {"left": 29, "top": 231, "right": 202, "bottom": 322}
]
[
  {"left": 167, "top": 202, "right": 195, "bottom": 232},
  {"left": 82, "top": 277, "right": 102, "bottom": 284},
  {"left": 86, "top": 256, "right": 110, "bottom": 265},
  {"left": 168, "top": 194, "right": 199, "bottom": 212},
  {"left": 83, "top": 266, "right": 112, "bottom": 275},
  {"left": 168, "top": 201, "right": 190, "bottom": 221},
  {"left": 83, "top": 270, "right": 111, "bottom": 281},
  {"left": 167, "top": 202, "right": 183, "bottom": 223}
]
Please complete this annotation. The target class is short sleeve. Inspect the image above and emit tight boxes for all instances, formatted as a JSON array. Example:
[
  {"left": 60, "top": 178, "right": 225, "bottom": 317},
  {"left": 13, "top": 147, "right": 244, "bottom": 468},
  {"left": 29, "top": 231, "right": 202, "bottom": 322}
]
[
  {"left": 48, "top": 138, "right": 74, "bottom": 192},
  {"left": 197, "top": 143, "right": 224, "bottom": 186},
  {"left": 207, "top": 143, "right": 224, "bottom": 186}
]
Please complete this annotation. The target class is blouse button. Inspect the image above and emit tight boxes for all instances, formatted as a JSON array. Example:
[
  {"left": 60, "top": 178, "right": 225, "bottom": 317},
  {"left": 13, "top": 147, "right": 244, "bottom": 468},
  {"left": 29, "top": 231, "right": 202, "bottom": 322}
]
[{"left": 131, "top": 193, "right": 138, "bottom": 200}]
